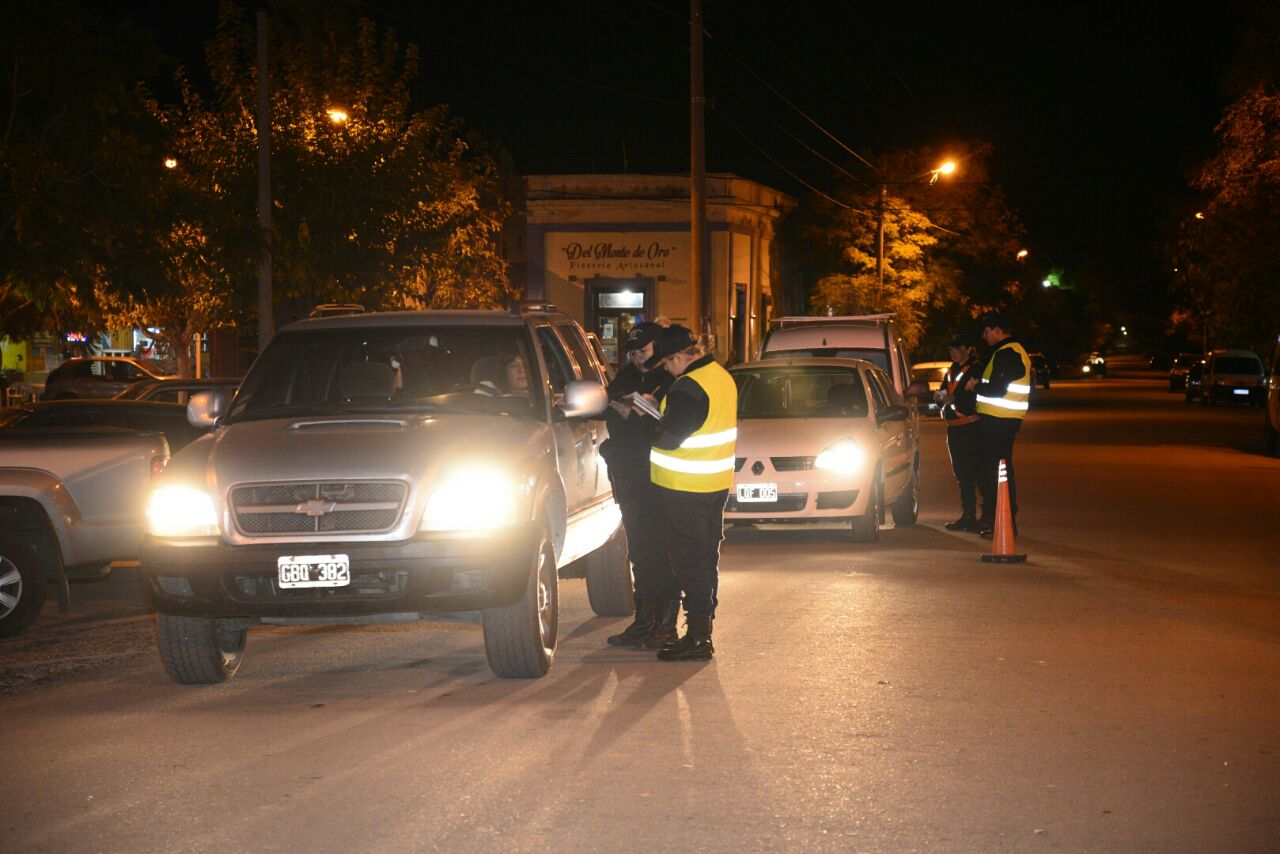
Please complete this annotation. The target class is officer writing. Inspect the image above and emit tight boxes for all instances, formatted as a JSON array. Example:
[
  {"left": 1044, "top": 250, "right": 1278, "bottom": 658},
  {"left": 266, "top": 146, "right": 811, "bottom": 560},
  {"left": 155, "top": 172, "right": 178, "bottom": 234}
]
[
  {"left": 964, "top": 311, "right": 1032, "bottom": 537},
  {"left": 600, "top": 322, "right": 680, "bottom": 650},
  {"left": 635, "top": 325, "right": 737, "bottom": 662},
  {"left": 938, "top": 332, "right": 984, "bottom": 532}
]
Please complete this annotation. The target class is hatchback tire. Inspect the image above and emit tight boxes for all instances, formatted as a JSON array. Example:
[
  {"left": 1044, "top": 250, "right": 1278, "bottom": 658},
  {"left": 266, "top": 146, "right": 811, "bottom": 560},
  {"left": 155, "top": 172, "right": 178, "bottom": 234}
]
[
  {"left": 483, "top": 533, "right": 558, "bottom": 678},
  {"left": 1265, "top": 417, "right": 1279, "bottom": 457},
  {"left": 851, "top": 481, "right": 880, "bottom": 543},
  {"left": 890, "top": 462, "right": 920, "bottom": 526},
  {"left": 156, "top": 614, "right": 247, "bottom": 684}
]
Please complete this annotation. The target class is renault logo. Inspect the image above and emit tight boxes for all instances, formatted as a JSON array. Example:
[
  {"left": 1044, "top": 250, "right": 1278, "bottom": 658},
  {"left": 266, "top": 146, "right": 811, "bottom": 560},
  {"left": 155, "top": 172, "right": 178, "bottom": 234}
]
[
  {"left": 752, "top": 460, "right": 765, "bottom": 476},
  {"left": 296, "top": 500, "right": 338, "bottom": 517}
]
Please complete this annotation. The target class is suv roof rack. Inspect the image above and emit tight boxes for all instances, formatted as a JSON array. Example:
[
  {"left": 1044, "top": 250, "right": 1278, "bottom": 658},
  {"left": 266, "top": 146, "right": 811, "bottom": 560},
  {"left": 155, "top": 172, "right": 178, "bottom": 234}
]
[
  {"left": 769, "top": 313, "right": 895, "bottom": 327},
  {"left": 308, "top": 303, "right": 366, "bottom": 319},
  {"left": 510, "top": 300, "right": 559, "bottom": 316}
]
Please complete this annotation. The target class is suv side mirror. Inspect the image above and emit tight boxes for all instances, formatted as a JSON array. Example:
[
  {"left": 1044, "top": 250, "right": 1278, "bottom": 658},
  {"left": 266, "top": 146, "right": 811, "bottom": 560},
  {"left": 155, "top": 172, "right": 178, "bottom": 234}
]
[
  {"left": 187, "top": 390, "right": 227, "bottom": 428},
  {"left": 558, "top": 380, "right": 608, "bottom": 419}
]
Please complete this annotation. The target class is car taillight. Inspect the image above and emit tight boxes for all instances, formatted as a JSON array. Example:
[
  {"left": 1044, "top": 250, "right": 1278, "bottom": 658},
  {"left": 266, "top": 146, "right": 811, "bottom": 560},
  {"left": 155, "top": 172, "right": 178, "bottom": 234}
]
[{"left": 151, "top": 455, "right": 170, "bottom": 482}]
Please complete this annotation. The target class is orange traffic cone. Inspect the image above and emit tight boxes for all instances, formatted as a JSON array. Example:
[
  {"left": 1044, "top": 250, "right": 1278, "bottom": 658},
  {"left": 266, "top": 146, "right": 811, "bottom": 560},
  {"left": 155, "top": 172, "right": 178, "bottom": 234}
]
[{"left": 981, "top": 459, "right": 1026, "bottom": 563}]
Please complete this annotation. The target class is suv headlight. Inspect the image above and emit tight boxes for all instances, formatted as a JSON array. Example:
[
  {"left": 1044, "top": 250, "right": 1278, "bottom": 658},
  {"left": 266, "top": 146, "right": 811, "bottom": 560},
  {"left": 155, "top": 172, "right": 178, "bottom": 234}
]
[
  {"left": 148, "top": 486, "right": 219, "bottom": 537},
  {"left": 420, "top": 467, "right": 521, "bottom": 532},
  {"left": 815, "top": 439, "right": 865, "bottom": 474}
]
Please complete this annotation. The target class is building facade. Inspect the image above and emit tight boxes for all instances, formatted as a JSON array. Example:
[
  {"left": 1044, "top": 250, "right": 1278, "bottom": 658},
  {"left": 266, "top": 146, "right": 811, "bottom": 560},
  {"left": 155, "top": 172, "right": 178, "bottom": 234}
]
[{"left": 519, "top": 173, "right": 795, "bottom": 366}]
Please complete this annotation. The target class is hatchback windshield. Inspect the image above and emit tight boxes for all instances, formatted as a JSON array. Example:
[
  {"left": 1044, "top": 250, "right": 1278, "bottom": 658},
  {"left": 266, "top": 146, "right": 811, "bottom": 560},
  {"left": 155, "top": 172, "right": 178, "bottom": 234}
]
[
  {"left": 763, "top": 348, "right": 889, "bottom": 374},
  {"left": 225, "top": 326, "right": 540, "bottom": 423},
  {"left": 732, "top": 366, "right": 869, "bottom": 419}
]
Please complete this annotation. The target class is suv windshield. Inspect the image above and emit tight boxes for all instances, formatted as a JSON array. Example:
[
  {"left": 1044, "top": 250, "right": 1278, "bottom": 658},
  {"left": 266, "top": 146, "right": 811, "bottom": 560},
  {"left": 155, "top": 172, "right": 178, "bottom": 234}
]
[
  {"left": 1214, "top": 356, "right": 1262, "bottom": 375},
  {"left": 225, "top": 326, "right": 541, "bottom": 423},
  {"left": 733, "top": 366, "right": 869, "bottom": 419}
]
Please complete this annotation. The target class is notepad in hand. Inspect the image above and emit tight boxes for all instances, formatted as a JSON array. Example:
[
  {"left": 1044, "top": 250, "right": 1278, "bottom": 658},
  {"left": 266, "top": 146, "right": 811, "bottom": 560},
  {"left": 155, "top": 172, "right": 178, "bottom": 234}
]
[{"left": 624, "top": 392, "right": 662, "bottom": 419}]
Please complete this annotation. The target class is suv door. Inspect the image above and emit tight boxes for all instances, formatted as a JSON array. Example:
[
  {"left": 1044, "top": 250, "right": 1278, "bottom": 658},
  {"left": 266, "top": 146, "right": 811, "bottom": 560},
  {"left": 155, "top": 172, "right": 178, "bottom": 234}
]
[{"left": 535, "top": 326, "right": 597, "bottom": 512}]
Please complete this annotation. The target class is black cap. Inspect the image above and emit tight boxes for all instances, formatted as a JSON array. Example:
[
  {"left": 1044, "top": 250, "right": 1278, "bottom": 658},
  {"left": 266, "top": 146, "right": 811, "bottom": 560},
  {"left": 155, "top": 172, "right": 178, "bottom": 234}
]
[
  {"left": 948, "top": 332, "right": 975, "bottom": 348},
  {"left": 622, "top": 321, "right": 664, "bottom": 353},
  {"left": 644, "top": 324, "right": 698, "bottom": 369},
  {"left": 978, "top": 310, "right": 1011, "bottom": 332}
]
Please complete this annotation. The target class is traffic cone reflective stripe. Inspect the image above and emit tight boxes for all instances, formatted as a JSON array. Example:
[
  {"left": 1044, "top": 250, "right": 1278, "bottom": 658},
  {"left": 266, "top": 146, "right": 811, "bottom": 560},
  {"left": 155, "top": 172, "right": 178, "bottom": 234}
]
[{"left": 981, "top": 459, "right": 1027, "bottom": 563}]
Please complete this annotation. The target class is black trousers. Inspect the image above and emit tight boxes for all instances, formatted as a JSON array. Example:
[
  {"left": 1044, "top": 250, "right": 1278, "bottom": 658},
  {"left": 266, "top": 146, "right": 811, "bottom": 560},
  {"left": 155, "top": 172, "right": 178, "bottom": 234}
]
[
  {"left": 978, "top": 415, "right": 1022, "bottom": 520},
  {"left": 612, "top": 471, "right": 680, "bottom": 600},
  {"left": 945, "top": 420, "right": 984, "bottom": 519},
  {"left": 655, "top": 485, "right": 728, "bottom": 621}
]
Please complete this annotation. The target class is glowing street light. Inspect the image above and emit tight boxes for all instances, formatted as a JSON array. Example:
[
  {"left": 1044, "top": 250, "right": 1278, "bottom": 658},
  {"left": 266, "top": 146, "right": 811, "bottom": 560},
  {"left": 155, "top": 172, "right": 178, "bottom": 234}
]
[
  {"left": 1194, "top": 211, "right": 1205, "bottom": 220},
  {"left": 163, "top": 158, "right": 178, "bottom": 169},
  {"left": 928, "top": 160, "right": 958, "bottom": 184},
  {"left": 326, "top": 108, "right": 349, "bottom": 124},
  {"left": 1016, "top": 249, "right": 1029, "bottom": 261},
  {"left": 1042, "top": 279, "right": 1052, "bottom": 288}
]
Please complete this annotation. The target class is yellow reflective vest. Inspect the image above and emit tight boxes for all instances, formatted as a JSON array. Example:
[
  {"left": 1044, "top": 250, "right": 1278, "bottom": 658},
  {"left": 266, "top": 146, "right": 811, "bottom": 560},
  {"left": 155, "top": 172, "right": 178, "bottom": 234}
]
[
  {"left": 975, "top": 340, "right": 1032, "bottom": 419},
  {"left": 650, "top": 360, "right": 738, "bottom": 492}
]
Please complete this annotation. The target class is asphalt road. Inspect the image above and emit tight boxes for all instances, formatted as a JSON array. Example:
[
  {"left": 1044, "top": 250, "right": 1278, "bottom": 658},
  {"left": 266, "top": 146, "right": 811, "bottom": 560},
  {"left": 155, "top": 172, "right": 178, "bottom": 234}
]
[{"left": 4, "top": 361, "right": 1278, "bottom": 852}]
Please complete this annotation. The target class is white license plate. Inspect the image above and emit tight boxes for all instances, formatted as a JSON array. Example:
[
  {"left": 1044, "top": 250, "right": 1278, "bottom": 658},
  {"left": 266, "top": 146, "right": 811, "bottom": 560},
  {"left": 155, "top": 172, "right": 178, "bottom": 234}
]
[
  {"left": 277, "top": 554, "right": 351, "bottom": 589},
  {"left": 1233, "top": 388, "right": 1250, "bottom": 395},
  {"left": 736, "top": 483, "right": 778, "bottom": 502}
]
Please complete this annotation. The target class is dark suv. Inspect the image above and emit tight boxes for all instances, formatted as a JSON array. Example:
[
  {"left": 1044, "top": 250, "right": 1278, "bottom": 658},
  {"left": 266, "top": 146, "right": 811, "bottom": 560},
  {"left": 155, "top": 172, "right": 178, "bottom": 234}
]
[{"left": 141, "top": 305, "right": 631, "bottom": 683}]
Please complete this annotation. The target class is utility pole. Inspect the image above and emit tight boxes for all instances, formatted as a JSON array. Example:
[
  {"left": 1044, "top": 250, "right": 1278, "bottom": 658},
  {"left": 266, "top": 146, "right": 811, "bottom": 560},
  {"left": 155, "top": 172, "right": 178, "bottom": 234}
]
[
  {"left": 690, "top": 0, "right": 707, "bottom": 343},
  {"left": 256, "top": 8, "right": 273, "bottom": 352},
  {"left": 875, "top": 182, "right": 886, "bottom": 311}
]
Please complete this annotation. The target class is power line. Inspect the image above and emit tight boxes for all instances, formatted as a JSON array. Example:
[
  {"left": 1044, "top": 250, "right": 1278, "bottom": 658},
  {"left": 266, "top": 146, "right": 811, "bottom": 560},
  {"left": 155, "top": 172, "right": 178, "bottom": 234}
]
[
  {"left": 703, "top": 27, "right": 876, "bottom": 173},
  {"left": 356, "top": 1, "right": 686, "bottom": 108},
  {"left": 712, "top": 106, "right": 868, "bottom": 214}
]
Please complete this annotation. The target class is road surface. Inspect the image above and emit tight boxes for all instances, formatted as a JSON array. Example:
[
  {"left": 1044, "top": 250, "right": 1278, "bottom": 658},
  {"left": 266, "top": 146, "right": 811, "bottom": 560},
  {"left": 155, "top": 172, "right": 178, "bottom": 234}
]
[{"left": 3, "top": 362, "right": 1278, "bottom": 851}]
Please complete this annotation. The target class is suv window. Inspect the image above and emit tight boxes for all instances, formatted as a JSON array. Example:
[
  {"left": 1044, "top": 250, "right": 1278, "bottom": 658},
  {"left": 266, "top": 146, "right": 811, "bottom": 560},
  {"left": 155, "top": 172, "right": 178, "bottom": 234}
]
[
  {"left": 225, "top": 326, "right": 540, "bottom": 423},
  {"left": 555, "top": 322, "right": 602, "bottom": 383},
  {"left": 1212, "top": 356, "right": 1262, "bottom": 374},
  {"left": 536, "top": 327, "right": 575, "bottom": 394}
]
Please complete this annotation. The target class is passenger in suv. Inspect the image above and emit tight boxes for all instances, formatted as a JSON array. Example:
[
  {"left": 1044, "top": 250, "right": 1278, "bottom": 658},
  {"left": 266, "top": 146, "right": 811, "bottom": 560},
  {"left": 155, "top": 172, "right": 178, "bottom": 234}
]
[{"left": 141, "top": 306, "right": 631, "bottom": 683}]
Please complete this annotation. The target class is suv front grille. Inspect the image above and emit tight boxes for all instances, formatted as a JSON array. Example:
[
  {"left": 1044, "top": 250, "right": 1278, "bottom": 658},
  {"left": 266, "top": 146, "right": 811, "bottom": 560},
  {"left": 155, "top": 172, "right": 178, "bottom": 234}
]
[{"left": 230, "top": 481, "right": 407, "bottom": 536}]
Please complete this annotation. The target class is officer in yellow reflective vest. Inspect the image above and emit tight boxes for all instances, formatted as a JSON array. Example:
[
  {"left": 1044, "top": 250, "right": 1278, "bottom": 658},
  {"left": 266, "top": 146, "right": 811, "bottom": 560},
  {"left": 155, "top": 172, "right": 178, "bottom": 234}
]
[
  {"left": 965, "top": 311, "right": 1032, "bottom": 537},
  {"left": 640, "top": 325, "right": 737, "bottom": 661}
]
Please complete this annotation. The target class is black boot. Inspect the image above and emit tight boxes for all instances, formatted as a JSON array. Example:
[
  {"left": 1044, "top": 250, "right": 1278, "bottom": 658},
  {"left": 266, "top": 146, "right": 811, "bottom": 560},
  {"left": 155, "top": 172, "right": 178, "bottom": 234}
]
[
  {"left": 607, "top": 597, "right": 656, "bottom": 648},
  {"left": 641, "top": 597, "right": 681, "bottom": 650},
  {"left": 945, "top": 515, "right": 980, "bottom": 532},
  {"left": 657, "top": 616, "right": 714, "bottom": 662}
]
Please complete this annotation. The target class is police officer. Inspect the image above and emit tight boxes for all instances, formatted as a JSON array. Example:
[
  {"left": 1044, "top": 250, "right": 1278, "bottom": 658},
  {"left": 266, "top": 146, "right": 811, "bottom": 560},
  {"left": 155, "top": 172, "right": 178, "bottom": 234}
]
[
  {"left": 601, "top": 322, "right": 680, "bottom": 649},
  {"left": 939, "top": 332, "right": 984, "bottom": 532},
  {"left": 641, "top": 325, "right": 737, "bottom": 662},
  {"left": 964, "top": 311, "right": 1032, "bottom": 537}
]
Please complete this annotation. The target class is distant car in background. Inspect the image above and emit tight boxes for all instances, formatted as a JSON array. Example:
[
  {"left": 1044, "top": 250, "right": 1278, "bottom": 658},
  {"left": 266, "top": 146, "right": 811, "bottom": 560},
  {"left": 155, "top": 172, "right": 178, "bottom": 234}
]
[
  {"left": 1168, "top": 352, "right": 1201, "bottom": 391},
  {"left": 1200, "top": 349, "right": 1266, "bottom": 407},
  {"left": 1184, "top": 360, "right": 1206, "bottom": 402},
  {"left": 0, "top": 399, "right": 209, "bottom": 452},
  {"left": 1087, "top": 352, "right": 1107, "bottom": 378},
  {"left": 1058, "top": 354, "right": 1105, "bottom": 380},
  {"left": 910, "top": 361, "right": 950, "bottom": 411},
  {"left": 116, "top": 377, "right": 241, "bottom": 404},
  {"left": 1027, "top": 352, "right": 1052, "bottom": 389},
  {"left": 41, "top": 356, "right": 177, "bottom": 401}
]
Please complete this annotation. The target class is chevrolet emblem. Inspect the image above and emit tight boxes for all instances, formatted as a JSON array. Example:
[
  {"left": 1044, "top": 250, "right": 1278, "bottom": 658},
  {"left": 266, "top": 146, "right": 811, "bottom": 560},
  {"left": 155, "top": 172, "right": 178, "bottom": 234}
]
[{"left": 296, "top": 500, "right": 338, "bottom": 517}]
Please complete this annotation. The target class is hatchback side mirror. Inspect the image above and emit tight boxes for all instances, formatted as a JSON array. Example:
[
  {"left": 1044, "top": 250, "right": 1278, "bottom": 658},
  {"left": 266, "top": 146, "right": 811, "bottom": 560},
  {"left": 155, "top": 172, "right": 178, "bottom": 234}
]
[
  {"left": 903, "top": 380, "right": 932, "bottom": 400},
  {"left": 876, "top": 404, "right": 909, "bottom": 425},
  {"left": 558, "top": 380, "right": 608, "bottom": 419}
]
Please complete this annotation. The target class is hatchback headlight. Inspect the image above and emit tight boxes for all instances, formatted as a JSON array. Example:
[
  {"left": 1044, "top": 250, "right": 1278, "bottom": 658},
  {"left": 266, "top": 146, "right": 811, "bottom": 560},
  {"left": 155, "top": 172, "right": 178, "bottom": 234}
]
[
  {"left": 421, "top": 467, "right": 521, "bottom": 532},
  {"left": 148, "top": 486, "right": 219, "bottom": 537},
  {"left": 815, "top": 439, "right": 865, "bottom": 474}
]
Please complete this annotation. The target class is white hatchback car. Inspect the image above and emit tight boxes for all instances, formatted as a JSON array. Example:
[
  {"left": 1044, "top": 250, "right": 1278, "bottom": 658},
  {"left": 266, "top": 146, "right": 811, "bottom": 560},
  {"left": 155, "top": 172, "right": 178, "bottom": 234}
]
[{"left": 726, "top": 357, "right": 921, "bottom": 542}]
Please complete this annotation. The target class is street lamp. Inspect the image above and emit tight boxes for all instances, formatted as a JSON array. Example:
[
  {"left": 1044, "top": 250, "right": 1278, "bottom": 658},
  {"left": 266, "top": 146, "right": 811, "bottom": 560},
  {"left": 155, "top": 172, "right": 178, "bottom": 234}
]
[
  {"left": 1016, "top": 249, "right": 1029, "bottom": 261},
  {"left": 163, "top": 158, "right": 178, "bottom": 170},
  {"left": 875, "top": 160, "right": 958, "bottom": 308},
  {"left": 327, "top": 108, "right": 349, "bottom": 124}
]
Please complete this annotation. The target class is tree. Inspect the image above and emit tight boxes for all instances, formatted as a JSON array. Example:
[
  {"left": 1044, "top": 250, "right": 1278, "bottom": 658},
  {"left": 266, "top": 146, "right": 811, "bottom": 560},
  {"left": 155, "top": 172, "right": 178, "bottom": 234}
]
[{"left": 0, "top": 1, "right": 163, "bottom": 340}]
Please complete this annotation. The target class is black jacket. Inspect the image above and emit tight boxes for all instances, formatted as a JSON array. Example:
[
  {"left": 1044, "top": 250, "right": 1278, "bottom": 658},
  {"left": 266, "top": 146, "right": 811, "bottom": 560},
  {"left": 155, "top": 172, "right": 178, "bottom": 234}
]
[
  {"left": 599, "top": 362, "right": 673, "bottom": 478},
  {"left": 942, "top": 355, "right": 981, "bottom": 422}
]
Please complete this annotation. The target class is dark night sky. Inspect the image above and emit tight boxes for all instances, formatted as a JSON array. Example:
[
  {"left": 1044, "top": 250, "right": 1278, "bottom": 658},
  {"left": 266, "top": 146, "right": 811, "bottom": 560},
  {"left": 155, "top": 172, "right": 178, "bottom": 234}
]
[{"left": 106, "top": 1, "right": 1247, "bottom": 318}]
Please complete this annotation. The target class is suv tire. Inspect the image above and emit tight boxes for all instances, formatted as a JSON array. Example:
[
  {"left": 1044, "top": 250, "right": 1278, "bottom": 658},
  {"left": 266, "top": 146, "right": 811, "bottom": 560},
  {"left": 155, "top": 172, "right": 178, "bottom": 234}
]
[
  {"left": 0, "top": 535, "right": 45, "bottom": 639},
  {"left": 156, "top": 614, "right": 247, "bottom": 684},
  {"left": 483, "top": 533, "right": 558, "bottom": 678},
  {"left": 584, "top": 526, "right": 633, "bottom": 617},
  {"left": 1265, "top": 417, "right": 1279, "bottom": 457}
]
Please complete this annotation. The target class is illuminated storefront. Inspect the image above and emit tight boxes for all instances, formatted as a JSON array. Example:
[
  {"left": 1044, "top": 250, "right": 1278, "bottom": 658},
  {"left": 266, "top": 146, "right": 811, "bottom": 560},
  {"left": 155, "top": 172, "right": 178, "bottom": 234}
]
[{"left": 520, "top": 174, "right": 794, "bottom": 366}]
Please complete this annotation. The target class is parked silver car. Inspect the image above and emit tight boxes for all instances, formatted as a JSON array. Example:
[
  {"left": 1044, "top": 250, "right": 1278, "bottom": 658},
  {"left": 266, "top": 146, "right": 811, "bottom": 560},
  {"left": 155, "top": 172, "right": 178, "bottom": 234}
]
[{"left": 42, "top": 356, "right": 177, "bottom": 400}]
